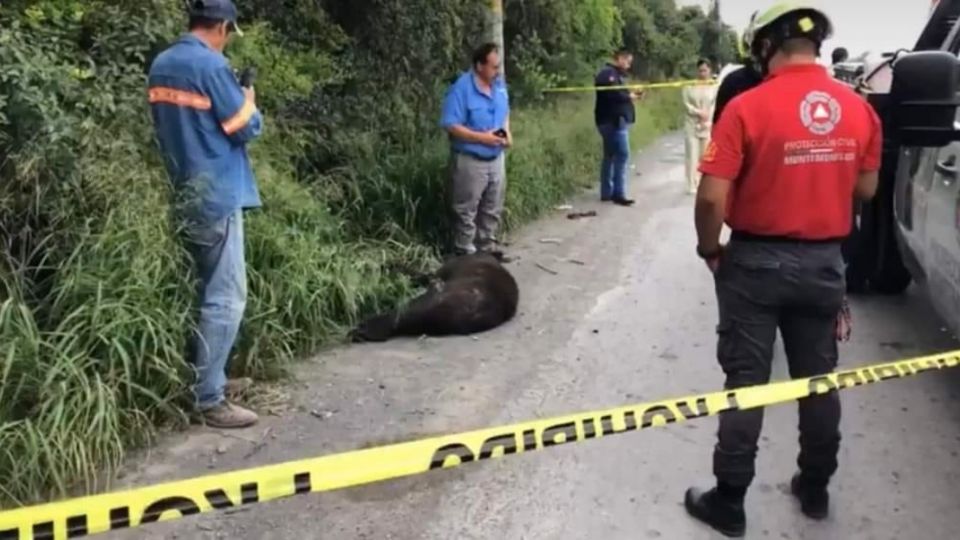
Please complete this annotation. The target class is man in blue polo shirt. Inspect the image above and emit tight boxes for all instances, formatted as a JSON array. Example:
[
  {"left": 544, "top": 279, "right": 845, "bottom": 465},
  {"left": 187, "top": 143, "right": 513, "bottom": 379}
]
[
  {"left": 440, "top": 42, "right": 512, "bottom": 258},
  {"left": 148, "top": 0, "right": 262, "bottom": 429}
]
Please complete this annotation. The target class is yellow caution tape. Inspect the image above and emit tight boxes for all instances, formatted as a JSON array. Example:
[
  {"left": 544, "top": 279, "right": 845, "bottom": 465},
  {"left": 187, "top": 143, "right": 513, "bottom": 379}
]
[
  {"left": 543, "top": 79, "right": 717, "bottom": 93},
  {"left": 2, "top": 349, "right": 958, "bottom": 540}
]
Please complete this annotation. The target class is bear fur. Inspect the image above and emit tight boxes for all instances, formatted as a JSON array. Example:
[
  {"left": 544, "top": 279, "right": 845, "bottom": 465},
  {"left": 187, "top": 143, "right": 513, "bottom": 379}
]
[{"left": 350, "top": 252, "right": 519, "bottom": 343}]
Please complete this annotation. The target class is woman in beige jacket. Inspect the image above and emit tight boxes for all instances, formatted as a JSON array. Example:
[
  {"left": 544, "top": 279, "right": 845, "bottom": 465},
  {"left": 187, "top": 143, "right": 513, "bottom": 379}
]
[{"left": 682, "top": 59, "right": 718, "bottom": 194}]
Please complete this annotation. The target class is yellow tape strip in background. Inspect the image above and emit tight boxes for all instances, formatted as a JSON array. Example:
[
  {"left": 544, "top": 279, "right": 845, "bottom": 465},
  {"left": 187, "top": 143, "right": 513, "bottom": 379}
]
[
  {"left": 543, "top": 79, "right": 717, "bottom": 93},
  {"left": 1, "top": 350, "right": 958, "bottom": 540}
]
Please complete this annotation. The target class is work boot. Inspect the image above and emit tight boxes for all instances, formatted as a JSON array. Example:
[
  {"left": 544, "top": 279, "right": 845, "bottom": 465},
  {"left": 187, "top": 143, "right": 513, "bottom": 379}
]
[
  {"left": 791, "top": 473, "right": 830, "bottom": 520},
  {"left": 684, "top": 486, "right": 746, "bottom": 538},
  {"left": 478, "top": 247, "right": 514, "bottom": 264},
  {"left": 199, "top": 402, "right": 259, "bottom": 429},
  {"left": 224, "top": 377, "right": 253, "bottom": 397}
]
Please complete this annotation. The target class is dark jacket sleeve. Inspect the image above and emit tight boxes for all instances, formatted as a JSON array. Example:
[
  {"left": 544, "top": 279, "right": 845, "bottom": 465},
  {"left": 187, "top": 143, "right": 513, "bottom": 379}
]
[
  {"left": 594, "top": 68, "right": 609, "bottom": 87},
  {"left": 713, "top": 67, "right": 763, "bottom": 124},
  {"left": 596, "top": 67, "right": 632, "bottom": 104},
  {"left": 712, "top": 73, "right": 739, "bottom": 124}
]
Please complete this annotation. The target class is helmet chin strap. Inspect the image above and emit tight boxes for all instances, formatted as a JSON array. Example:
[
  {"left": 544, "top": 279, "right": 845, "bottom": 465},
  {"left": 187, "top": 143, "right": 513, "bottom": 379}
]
[{"left": 752, "top": 35, "right": 778, "bottom": 77}]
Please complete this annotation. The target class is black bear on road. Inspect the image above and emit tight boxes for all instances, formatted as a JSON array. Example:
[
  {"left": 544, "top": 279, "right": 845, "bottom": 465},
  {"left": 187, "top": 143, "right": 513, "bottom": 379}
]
[{"left": 350, "top": 252, "right": 519, "bottom": 342}]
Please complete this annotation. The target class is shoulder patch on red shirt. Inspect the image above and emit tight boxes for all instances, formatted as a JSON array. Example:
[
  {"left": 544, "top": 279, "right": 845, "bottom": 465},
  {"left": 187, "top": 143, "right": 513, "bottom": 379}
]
[{"left": 703, "top": 140, "right": 718, "bottom": 163}]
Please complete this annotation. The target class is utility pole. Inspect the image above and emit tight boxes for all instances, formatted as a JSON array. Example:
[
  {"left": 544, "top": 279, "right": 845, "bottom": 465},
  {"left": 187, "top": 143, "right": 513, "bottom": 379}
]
[
  {"left": 484, "top": 0, "right": 505, "bottom": 74},
  {"left": 709, "top": 0, "right": 722, "bottom": 65}
]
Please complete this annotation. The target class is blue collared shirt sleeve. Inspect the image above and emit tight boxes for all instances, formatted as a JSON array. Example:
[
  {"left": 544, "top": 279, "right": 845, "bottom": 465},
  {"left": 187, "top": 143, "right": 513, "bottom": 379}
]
[
  {"left": 204, "top": 65, "right": 263, "bottom": 146},
  {"left": 440, "top": 81, "right": 466, "bottom": 130}
]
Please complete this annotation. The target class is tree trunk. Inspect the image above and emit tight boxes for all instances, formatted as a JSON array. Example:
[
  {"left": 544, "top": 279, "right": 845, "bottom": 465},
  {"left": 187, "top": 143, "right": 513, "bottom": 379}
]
[{"left": 484, "top": 0, "right": 505, "bottom": 74}]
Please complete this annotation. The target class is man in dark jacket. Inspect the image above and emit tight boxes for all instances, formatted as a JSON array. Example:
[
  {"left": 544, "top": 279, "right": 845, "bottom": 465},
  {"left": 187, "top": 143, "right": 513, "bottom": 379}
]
[
  {"left": 713, "top": 11, "right": 764, "bottom": 125},
  {"left": 831, "top": 46, "right": 849, "bottom": 65},
  {"left": 713, "top": 63, "right": 764, "bottom": 125},
  {"left": 594, "top": 49, "right": 642, "bottom": 206}
]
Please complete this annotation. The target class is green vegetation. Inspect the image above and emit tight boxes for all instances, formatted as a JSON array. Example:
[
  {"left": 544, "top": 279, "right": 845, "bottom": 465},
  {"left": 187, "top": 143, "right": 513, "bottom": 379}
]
[{"left": 0, "top": 0, "right": 734, "bottom": 505}]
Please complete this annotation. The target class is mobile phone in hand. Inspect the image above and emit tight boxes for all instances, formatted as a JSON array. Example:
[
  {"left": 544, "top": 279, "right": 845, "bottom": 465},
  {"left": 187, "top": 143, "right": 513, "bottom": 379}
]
[{"left": 239, "top": 67, "right": 257, "bottom": 88}]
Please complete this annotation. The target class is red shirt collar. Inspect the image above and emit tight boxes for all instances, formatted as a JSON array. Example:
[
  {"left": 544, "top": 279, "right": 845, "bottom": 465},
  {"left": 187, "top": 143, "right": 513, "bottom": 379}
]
[{"left": 768, "top": 63, "right": 828, "bottom": 79}]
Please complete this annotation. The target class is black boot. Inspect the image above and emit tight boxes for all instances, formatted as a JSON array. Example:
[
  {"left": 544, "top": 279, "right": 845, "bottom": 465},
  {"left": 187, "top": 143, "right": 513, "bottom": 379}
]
[
  {"left": 612, "top": 196, "right": 635, "bottom": 206},
  {"left": 684, "top": 486, "right": 746, "bottom": 538},
  {"left": 791, "top": 473, "right": 829, "bottom": 520}
]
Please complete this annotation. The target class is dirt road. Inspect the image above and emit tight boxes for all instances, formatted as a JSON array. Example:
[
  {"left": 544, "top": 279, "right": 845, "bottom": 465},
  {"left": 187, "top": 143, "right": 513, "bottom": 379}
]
[{"left": 102, "top": 134, "right": 960, "bottom": 540}]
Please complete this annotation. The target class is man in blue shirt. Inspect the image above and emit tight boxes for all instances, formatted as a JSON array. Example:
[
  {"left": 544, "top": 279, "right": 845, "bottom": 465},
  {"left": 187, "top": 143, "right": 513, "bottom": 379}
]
[
  {"left": 440, "top": 42, "right": 512, "bottom": 258},
  {"left": 594, "top": 49, "right": 642, "bottom": 206},
  {"left": 148, "top": 0, "right": 262, "bottom": 429}
]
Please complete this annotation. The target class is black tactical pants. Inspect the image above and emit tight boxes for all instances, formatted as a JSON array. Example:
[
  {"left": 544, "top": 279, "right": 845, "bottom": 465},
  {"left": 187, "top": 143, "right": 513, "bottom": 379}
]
[{"left": 712, "top": 236, "right": 846, "bottom": 488}]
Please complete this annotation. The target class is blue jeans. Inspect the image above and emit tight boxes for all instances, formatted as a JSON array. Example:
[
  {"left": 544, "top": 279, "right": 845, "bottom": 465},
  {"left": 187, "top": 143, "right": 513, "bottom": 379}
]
[
  {"left": 182, "top": 209, "right": 248, "bottom": 411},
  {"left": 598, "top": 122, "right": 630, "bottom": 200}
]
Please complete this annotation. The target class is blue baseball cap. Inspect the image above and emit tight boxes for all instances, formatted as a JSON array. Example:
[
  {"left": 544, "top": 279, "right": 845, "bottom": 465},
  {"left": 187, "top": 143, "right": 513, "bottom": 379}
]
[{"left": 188, "top": 0, "right": 243, "bottom": 35}]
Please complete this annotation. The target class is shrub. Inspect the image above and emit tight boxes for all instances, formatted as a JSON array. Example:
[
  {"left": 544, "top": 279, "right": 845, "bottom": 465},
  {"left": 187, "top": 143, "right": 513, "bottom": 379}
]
[{"left": 0, "top": 0, "right": 724, "bottom": 506}]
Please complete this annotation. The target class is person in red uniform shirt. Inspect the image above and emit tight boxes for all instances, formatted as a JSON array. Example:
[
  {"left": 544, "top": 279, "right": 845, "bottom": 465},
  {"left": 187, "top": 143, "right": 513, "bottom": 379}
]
[{"left": 684, "top": 4, "right": 882, "bottom": 537}]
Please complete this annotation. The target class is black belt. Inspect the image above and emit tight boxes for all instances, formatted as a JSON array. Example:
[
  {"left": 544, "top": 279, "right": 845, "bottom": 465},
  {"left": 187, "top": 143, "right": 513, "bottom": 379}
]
[
  {"left": 730, "top": 231, "right": 845, "bottom": 245},
  {"left": 456, "top": 150, "right": 500, "bottom": 162}
]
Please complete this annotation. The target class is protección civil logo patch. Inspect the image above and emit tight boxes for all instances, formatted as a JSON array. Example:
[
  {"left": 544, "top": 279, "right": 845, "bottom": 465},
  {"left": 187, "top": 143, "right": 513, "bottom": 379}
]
[{"left": 800, "top": 90, "right": 842, "bottom": 136}]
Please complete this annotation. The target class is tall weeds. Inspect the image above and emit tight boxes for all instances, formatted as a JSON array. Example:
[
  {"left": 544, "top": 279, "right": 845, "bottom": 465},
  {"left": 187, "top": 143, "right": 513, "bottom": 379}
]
[{"left": 0, "top": 1, "right": 687, "bottom": 506}]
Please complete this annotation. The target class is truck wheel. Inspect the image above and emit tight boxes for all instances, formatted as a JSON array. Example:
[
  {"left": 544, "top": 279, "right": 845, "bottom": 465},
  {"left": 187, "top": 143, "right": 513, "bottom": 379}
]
[{"left": 871, "top": 264, "right": 912, "bottom": 294}]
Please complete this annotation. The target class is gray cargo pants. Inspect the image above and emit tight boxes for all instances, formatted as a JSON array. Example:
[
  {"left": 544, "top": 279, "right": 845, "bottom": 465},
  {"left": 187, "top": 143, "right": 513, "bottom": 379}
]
[
  {"left": 449, "top": 151, "right": 506, "bottom": 255},
  {"left": 712, "top": 237, "right": 846, "bottom": 488}
]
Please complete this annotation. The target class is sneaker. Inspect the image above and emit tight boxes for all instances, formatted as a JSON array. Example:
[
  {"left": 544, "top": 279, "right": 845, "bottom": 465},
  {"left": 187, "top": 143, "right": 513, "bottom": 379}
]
[
  {"left": 791, "top": 473, "right": 830, "bottom": 520},
  {"left": 612, "top": 196, "right": 635, "bottom": 206},
  {"left": 200, "top": 402, "right": 259, "bottom": 429},
  {"left": 684, "top": 487, "right": 746, "bottom": 538}
]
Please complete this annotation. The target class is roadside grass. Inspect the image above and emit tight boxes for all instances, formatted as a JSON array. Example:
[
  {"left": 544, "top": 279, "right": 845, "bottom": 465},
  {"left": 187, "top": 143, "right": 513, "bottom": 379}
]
[{"left": 0, "top": 90, "right": 685, "bottom": 506}]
